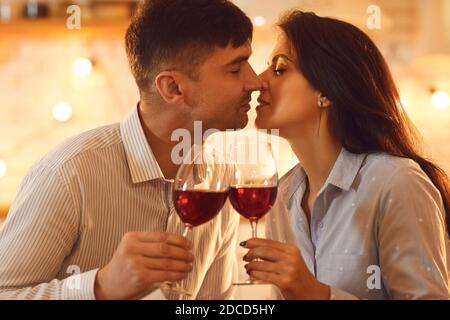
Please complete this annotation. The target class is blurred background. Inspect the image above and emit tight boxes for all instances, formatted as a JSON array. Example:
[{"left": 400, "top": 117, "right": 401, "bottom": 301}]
[{"left": 0, "top": 0, "right": 449, "bottom": 299}]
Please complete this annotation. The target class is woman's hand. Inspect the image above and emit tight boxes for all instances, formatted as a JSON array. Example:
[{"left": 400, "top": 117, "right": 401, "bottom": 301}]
[{"left": 242, "top": 238, "right": 330, "bottom": 300}]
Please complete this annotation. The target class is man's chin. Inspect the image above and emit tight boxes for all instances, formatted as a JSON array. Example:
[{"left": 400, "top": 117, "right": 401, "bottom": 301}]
[
  {"left": 218, "top": 115, "right": 247, "bottom": 131},
  {"left": 234, "top": 114, "right": 249, "bottom": 130}
]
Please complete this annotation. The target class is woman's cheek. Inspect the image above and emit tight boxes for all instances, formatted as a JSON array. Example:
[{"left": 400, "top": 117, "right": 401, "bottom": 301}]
[{"left": 275, "top": 85, "right": 301, "bottom": 119}]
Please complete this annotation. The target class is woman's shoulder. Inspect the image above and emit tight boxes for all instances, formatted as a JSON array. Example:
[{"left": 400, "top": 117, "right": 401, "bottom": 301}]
[
  {"left": 361, "top": 152, "right": 441, "bottom": 201},
  {"left": 362, "top": 152, "right": 426, "bottom": 181}
]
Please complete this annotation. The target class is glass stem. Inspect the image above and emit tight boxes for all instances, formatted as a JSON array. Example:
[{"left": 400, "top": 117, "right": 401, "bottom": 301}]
[
  {"left": 164, "top": 224, "right": 193, "bottom": 297},
  {"left": 182, "top": 224, "right": 193, "bottom": 238},
  {"left": 249, "top": 218, "right": 260, "bottom": 282},
  {"left": 250, "top": 219, "right": 258, "bottom": 239}
]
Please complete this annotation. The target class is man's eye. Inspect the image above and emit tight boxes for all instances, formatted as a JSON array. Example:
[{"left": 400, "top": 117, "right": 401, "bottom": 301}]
[{"left": 231, "top": 69, "right": 241, "bottom": 74}]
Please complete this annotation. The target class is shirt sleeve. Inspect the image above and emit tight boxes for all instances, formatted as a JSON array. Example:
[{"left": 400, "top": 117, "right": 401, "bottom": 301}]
[
  {"left": 0, "top": 163, "right": 97, "bottom": 300},
  {"left": 376, "top": 165, "right": 450, "bottom": 299},
  {"left": 195, "top": 202, "right": 240, "bottom": 300}
]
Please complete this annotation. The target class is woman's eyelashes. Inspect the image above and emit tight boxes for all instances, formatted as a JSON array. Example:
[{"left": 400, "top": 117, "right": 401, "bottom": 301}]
[
  {"left": 273, "top": 58, "right": 287, "bottom": 76},
  {"left": 274, "top": 67, "right": 286, "bottom": 76}
]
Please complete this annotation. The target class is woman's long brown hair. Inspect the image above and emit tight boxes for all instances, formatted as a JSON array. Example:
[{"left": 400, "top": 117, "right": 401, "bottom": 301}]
[{"left": 279, "top": 11, "right": 449, "bottom": 237}]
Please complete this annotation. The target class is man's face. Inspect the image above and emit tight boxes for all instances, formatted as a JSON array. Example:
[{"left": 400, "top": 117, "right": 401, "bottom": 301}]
[{"left": 183, "top": 42, "right": 262, "bottom": 131}]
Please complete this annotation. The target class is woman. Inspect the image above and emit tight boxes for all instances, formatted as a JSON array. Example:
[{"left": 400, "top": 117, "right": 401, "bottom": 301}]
[{"left": 241, "top": 11, "right": 450, "bottom": 299}]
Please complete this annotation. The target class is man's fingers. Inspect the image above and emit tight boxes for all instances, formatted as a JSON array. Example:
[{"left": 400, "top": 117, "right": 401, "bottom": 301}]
[
  {"left": 146, "top": 269, "right": 189, "bottom": 283},
  {"left": 135, "top": 232, "right": 193, "bottom": 249},
  {"left": 142, "top": 257, "right": 193, "bottom": 273},
  {"left": 138, "top": 242, "right": 195, "bottom": 262}
]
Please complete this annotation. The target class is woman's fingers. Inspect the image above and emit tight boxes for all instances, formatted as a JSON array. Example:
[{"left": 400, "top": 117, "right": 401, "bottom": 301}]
[
  {"left": 242, "top": 238, "right": 298, "bottom": 255},
  {"left": 245, "top": 260, "right": 281, "bottom": 274},
  {"left": 243, "top": 246, "right": 291, "bottom": 262},
  {"left": 247, "top": 270, "right": 280, "bottom": 285}
]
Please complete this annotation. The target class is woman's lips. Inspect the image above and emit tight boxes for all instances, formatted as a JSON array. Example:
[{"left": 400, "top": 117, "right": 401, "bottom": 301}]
[
  {"left": 256, "top": 98, "right": 270, "bottom": 110},
  {"left": 256, "top": 102, "right": 270, "bottom": 110}
]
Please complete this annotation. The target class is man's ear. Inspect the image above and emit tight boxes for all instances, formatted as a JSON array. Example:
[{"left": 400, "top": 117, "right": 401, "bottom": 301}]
[{"left": 154, "top": 71, "right": 185, "bottom": 104}]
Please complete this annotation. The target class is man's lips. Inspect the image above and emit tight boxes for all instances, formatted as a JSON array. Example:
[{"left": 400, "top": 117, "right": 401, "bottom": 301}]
[
  {"left": 240, "top": 98, "right": 252, "bottom": 106},
  {"left": 240, "top": 103, "right": 251, "bottom": 112},
  {"left": 239, "top": 98, "right": 252, "bottom": 111}
]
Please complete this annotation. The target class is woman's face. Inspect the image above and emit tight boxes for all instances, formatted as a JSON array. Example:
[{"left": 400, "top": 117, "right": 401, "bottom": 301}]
[{"left": 255, "top": 31, "right": 322, "bottom": 138}]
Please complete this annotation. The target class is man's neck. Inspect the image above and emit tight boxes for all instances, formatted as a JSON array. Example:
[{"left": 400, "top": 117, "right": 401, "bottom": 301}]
[{"left": 138, "top": 101, "right": 190, "bottom": 180}]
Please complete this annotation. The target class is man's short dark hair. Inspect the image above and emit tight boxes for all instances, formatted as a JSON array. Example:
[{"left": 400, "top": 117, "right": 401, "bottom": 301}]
[{"left": 125, "top": 0, "right": 253, "bottom": 91}]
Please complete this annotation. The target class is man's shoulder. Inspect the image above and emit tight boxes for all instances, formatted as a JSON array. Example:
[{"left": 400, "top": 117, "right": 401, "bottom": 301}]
[{"left": 38, "top": 123, "right": 122, "bottom": 171}]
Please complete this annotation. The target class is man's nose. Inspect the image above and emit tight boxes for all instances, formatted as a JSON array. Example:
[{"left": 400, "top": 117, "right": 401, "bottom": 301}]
[
  {"left": 244, "top": 65, "right": 267, "bottom": 92},
  {"left": 257, "top": 69, "right": 270, "bottom": 91}
]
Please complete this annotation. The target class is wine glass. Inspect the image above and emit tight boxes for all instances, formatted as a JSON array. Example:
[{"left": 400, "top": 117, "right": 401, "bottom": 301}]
[
  {"left": 161, "top": 144, "right": 230, "bottom": 297},
  {"left": 227, "top": 131, "right": 278, "bottom": 285}
]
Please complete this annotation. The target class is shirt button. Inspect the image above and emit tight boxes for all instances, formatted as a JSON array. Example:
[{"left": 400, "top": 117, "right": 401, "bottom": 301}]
[{"left": 318, "top": 222, "right": 324, "bottom": 229}]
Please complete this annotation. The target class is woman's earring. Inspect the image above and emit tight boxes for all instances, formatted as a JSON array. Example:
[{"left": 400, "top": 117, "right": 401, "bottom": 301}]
[
  {"left": 317, "top": 95, "right": 325, "bottom": 108},
  {"left": 317, "top": 94, "right": 325, "bottom": 135}
]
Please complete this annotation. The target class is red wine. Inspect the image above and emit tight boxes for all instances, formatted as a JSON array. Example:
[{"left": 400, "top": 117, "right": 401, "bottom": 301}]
[
  {"left": 229, "top": 186, "right": 277, "bottom": 220},
  {"left": 173, "top": 190, "right": 228, "bottom": 227}
]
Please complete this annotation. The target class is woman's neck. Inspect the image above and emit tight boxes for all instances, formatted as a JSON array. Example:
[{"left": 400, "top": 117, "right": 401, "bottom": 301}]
[{"left": 286, "top": 128, "right": 342, "bottom": 196}]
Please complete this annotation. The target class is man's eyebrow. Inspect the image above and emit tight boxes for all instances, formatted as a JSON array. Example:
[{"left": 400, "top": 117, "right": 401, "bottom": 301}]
[
  {"left": 267, "top": 54, "right": 293, "bottom": 66},
  {"left": 224, "top": 55, "right": 250, "bottom": 67}
]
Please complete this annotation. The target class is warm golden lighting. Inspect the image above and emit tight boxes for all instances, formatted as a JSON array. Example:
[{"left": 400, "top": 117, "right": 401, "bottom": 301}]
[
  {"left": 73, "top": 58, "right": 93, "bottom": 78},
  {"left": 400, "top": 94, "right": 409, "bottom": 109},
  {"left": 252, "top": 16, "right": 267, "bottom": 27},
  {"left": 0, "top": 159, "right": 6, "bottom": 178},
  {"left": 431, "top": 91, "right": 450, "bottom": 110},
  {"left": 52, "top": 102, "right": 73, "bottom": 122}
]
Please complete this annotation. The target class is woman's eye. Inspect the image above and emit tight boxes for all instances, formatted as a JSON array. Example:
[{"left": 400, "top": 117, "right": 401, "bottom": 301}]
[
  {"left": 273, "top": 58, "right": 288, "bottom": 76},
  {"left": 273, "top": 68, "right": 286, "bottom": 76}
]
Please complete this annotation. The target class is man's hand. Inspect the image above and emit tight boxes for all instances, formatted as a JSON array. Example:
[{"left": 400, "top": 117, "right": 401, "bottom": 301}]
[
  {"left": 95, "top": 231, "right": 194, "bottom": 300},
  {"left": 242, "top": 238, "right": 330, "bottom": 300}
]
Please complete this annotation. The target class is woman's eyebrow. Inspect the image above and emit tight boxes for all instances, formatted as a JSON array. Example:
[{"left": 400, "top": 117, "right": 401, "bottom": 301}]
[{"left": 267, "top": 54, "right": 293, "bottom": 66}]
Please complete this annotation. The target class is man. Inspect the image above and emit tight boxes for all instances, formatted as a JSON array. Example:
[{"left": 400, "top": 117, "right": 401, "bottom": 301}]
[{"left": 0, "top": 0, "right": 264, "bottom": 300}]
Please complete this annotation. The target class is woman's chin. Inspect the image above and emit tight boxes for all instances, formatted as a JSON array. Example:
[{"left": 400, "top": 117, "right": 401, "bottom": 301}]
[
  {"left": 254, "top": 116, "right": 268, "bottom": 130},
  {"left": 255, "top": 114, "right": 276, "bottom": 131}
]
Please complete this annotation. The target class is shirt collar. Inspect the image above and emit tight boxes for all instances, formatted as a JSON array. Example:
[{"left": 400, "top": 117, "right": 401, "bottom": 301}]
[
  {"left": 120, "top": 104, "right": 165, "bottom": 183},
  {"left": 326, "top": 147, "right": 367, "bottom": 191},
  {"left": 280, "top": 147, "right": 367, "bottom": 204}
]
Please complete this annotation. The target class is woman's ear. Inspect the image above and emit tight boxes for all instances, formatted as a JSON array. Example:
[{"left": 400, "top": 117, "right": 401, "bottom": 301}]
[
  {"left": 318, "top": 93, "right": 332, "bottom": 109},
  {"left": 154, "top": 71, "right": 184, "bottom": 104}
]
